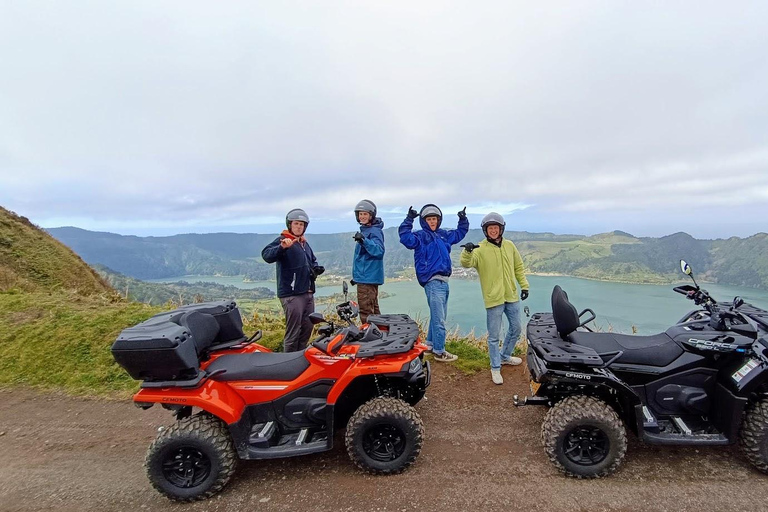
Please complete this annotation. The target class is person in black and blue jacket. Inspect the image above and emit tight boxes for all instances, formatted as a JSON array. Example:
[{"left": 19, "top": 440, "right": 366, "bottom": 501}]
[
  {"left": 262, "top": 209, "right": 324, "bottom": 352},
  {"left": 399, "top": 204, "right": 469, "bottom": 362},
  {"left": 351, "top": 199, "right": 385, "bottom": 324}
]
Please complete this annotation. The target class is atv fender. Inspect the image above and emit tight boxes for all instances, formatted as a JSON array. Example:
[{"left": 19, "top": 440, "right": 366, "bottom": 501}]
[
  {"left": 133, "top": 380, "right": 246, "bottom": 424},
  {"left": 326, "top": 355, "right": 417, "bottom": 404}
]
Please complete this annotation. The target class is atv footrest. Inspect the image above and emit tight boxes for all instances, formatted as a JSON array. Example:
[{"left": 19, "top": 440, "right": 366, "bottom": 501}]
[
  {"left": 246, "top": 431, "right": 330, "bottom": 460},
  {"left": 642, "top": 418, "right": 730, "bottom": 445},
  {"left": 248, "top": 421, "right": 277, "bottom": 448}
]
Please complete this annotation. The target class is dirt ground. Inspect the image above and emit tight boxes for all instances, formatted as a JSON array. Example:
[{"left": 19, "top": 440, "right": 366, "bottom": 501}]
[{"left": 2, "top": 366, "right": 768, "bottom": 512}]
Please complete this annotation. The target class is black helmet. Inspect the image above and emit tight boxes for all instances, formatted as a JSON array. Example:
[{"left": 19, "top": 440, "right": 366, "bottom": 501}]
[
  {"left": 285, "top": 208, "right": 309, "bottom": 229},
  {"left": 481, "top": 212, "right": 505, "bottom": 238},
  {"left": 420, "top": 204, "right": 442, "bottom": 229},
  {"left": 354, "top": 199, "right": 377, "bottom": 223}
]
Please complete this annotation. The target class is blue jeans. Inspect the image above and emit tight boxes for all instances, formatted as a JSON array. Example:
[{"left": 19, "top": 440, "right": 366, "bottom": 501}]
[
  {"left": 424, "top": 280, "right": 449, "bottom": 354},
  {"left": 486, "top": 301, "right": 522, "bottom": 370}
]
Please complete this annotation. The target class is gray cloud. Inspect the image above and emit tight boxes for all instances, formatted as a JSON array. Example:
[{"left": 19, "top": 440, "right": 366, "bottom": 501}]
[{"left": 1, "top": 1, "right": 767, "bottom": 237}]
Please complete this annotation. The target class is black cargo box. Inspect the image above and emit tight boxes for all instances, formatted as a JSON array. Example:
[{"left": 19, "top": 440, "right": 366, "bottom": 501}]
[{"left": 112, "top": 300, "right": 245, "bottom": 382}]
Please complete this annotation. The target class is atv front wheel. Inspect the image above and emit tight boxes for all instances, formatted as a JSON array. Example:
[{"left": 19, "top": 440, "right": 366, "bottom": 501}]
[
  {"left": 740, "top": 397, "right": 768, "bottom": 473},
  {"left": 541, "top": 395, "right": 627, "bottom": 478},
  {"left": 345, "top": 397, "right": 423, "bottom": 474},
  {"left": 145, "top": 413, "right": 237, "bottom": 501}
]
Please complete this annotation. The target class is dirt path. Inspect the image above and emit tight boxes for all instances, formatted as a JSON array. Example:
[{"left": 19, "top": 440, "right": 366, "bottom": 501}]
[{"left": 2, "top": 366, "right": 767, "bottom": 512}]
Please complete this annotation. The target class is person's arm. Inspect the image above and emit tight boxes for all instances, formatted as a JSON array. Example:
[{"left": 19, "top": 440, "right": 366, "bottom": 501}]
[
  {"left": 459, "top": 244, "right": 479, "bottom": 269},
  {"left": 513, "top": 244, "right": 529, "bottom": 291},
  {"left": 362, "top": 228, "right": 385, "bottom": 259},
  {"left": 399, "top": 214, "right": 419, "bottom": 250},
  {"left": 445, "top": 214, "right": 470, "bottom": 245},
  {"left": 261, "top": 237, "right": 284, "bottom": 263}
]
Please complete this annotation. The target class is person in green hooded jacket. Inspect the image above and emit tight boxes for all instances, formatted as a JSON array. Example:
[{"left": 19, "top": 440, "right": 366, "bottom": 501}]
[{"left": 460, "top": 212, "right": 529, "bottom": 385}]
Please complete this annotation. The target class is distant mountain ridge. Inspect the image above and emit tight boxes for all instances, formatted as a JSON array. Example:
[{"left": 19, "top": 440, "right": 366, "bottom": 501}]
[{"left": 47, "top": 226, "right": 768, "bottom": 290}]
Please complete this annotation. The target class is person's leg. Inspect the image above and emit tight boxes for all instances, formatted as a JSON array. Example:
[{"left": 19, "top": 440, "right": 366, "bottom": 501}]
[
  {"left": 357, "top": 284, "right": 376, "bottom": 324},
  {"left": 486, "top": 304, "right": 504, "bottom": 370},
  {"left": 500, "top": 301, "right": 522, "bottom": 362},
  {"left": 372, "top": 285, "right": 381, "bottom": 315},
  {"left": 281, "top": 296, "right": 303, "bottom": 352},
  {"left": 296, "top": 293, "right": 315, "bottom": 351},
  {"left": 424, "top": 280, "right": 449, "bottom": 354}
]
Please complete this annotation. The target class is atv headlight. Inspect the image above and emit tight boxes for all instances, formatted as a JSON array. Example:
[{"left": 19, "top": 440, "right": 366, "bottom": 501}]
[{"left": 408, "top": 357, "right": 422, "bottom": 373}]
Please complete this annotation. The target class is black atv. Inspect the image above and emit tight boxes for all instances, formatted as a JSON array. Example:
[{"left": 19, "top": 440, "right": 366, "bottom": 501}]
[{"left": 514, "top": 259, "right": 768, "bottom": 478}]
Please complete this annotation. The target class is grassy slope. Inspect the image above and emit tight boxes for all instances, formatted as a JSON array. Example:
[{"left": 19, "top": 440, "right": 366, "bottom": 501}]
[
  {"left": 0, "top": 291, "right": 161, "bottom": 395},
  {"left": 0, "top": 207, "right": 112, "bottom": 294}
]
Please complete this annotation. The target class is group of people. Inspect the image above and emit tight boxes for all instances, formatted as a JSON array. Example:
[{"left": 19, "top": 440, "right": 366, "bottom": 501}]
[{"left": 261, "top": 201, "right": 530, "bottom": 385}]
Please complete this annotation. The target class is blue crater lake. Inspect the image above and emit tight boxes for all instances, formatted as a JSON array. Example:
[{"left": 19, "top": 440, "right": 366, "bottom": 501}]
[{"left": 147, "top": 274, "right": 768, "bottom": 336}]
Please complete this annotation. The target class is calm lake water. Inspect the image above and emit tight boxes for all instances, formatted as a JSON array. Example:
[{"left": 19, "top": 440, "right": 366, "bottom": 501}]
[{"left": 148, "top": 274, "right": 768, "bottom": 336}]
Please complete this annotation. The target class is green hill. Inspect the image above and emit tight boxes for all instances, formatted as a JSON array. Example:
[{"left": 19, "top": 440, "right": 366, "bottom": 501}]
[
  {"left": 47, "top": 224, "right": 768, "bottom": 290},
  {"left": 1, "top": 207, "right": 112, "bottom": 294},
  {"left": 0, "top": 207, "right": 161, "bottom": 394}
]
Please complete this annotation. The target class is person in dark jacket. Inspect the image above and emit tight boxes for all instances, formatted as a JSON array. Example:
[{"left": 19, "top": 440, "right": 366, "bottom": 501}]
[
  {"left": 399, "top": 204, "right": 469, "bottom": 362},
  {"left": 352, "top": 199, "right": 385, "bottom": 324},
  {"left": 261, "top": 208, "right": 325, "bottom": 352}
]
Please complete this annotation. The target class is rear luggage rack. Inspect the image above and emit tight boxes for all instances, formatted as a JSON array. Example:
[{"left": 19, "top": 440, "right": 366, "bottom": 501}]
[
  {"left": 356, "top": 315, "right": 420, "bottom": 357},
  {"left": 526, "top": 312, "right": 604, "bottom": 366}
]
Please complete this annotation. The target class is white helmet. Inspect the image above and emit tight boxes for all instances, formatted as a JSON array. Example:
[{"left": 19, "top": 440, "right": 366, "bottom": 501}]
[{"left": 481, "top": 212, "right": 505, "bottom": 238}]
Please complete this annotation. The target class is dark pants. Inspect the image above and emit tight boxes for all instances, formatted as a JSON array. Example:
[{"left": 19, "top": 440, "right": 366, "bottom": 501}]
[
  {"left": 280, "top": 292, "right": 315, "bottom": 352},
  {"left": 357, "top": 284, "right": 380, "bottom": 324}
]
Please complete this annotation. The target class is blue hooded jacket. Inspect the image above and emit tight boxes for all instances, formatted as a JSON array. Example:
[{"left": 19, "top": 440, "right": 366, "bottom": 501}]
[
  {"left": 353, "top": 217, "right": 385, "bottom": 285},
  {"left": 399, "top": 212, "right": 469, "bottom": 287}
]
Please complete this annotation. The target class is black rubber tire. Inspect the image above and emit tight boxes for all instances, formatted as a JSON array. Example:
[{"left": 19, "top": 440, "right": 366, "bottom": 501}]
[
  {"left": 541, "top": 395, "right": 627, "bottom": 478},
  {"left": 145, "top": 413, "right": 237, "bottom": 502},
  {"left": 740, "top": 398, "right": 768, "bottom": 473},
  {"left": 345, "top": 397, "right": 424, "bottom": 475}
]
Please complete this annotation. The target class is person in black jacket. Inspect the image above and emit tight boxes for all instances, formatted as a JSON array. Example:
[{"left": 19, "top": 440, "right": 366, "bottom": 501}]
[{"left": 262, "top": 209, "right": 324, "bottom": 352}]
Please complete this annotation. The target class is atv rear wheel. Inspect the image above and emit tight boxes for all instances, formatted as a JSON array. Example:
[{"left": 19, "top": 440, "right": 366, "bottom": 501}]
[
  {"left": 542, "top": 395, "right": 627, "bottom": 478},
  {"left": 145, "top": 413, "right": 237, "bottom": 501},
  {"left": 345, "top": 397, "right": 423, "bottom": 474},
  {"left": 740, "top": 397, "right": 768, "bottom": 473}
]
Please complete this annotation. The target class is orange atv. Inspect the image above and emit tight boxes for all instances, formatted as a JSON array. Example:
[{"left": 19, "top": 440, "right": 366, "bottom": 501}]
[{"left": 112, "top": 283, "right": 430, "bottom": 501}]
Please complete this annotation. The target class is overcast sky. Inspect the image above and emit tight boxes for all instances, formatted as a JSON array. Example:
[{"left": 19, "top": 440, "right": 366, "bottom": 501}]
[{"left": 1, "top": 1, "right": 767, "bottom": 238}]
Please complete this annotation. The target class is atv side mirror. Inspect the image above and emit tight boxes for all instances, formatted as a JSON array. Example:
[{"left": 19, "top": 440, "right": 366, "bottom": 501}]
[
  {"left": 342, "top": 281, "right": 348, "bottom": 301},
  {"left": 680, "top": 259, "right": 700, "bottom": 289},
  {"left": 308, "top": 312, "right": 326, "bottom": 325}
]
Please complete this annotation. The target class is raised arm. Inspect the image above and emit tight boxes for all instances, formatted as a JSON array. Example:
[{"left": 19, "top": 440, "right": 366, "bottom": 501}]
[
  {"left": 398, "top": 211, "right": 420, "bottom": 250},
  {"left": 261, "top": 237, "right": 284, "bottom": 263}
]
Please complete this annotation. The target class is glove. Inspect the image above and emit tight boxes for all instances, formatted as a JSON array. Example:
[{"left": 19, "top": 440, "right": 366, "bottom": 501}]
[
  {"left": 353, "top": 232, "right": 364, "bottom": 244},
  {"left": 462, "top": 243, "right": 479, "bottom": 253},
  {"left": 521, "top": 289, "right": 529, "bottom": 301},
  {"left": 407, "top": 206, "right": 419, "bottom": 219},
  {"left": 458, "top": 206, "right": 467, "bottom": 219},
  {"left": 313, "top": 265, "right": 325, "bottom": 276}
]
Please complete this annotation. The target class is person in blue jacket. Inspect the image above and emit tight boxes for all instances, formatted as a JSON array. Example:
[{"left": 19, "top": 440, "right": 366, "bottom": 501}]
[
  {"left": 351, "top": 199, "right": 385, "bottom": 324},
  {"left": 261, "top": 208, "right": 325, "bottom": 352},
  {"left": 399, "top": 204, "right": 469, "bottom": 362}
]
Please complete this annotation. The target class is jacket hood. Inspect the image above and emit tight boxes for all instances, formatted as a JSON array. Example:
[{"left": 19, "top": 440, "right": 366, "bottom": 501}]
[
  {"left": 419, "top": 204, "right": 442, "bottom": 231},
  {"left": 363, "top": 217, "right": 384, "bottom": 230}
]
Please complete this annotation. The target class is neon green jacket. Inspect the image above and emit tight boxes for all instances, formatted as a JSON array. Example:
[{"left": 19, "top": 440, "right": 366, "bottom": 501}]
[{"left": 460, "top": 238, "right": 529, "bottom": 309}]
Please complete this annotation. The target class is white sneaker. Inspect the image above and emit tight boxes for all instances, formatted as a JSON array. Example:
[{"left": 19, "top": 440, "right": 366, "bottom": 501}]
[
  {"left": 501, "top": 356, "right": 523, "bottom": 366},
  {"left": 491, "top": 369, "right": 503, "bottom": 385},
  {"left": 433, "top": 350, "right": 458, "bottom": 362}
]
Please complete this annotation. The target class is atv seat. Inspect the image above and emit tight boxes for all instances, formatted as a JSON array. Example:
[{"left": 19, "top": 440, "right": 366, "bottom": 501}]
[
  {"left": 206, "top": 351, "right": 310, "bottom": 381},
  {"left": 569, "top": 332, "right": 683, "bottom": 367},
  {"left": 551, "top": 285, "right": 596, "bottom": 338}
]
